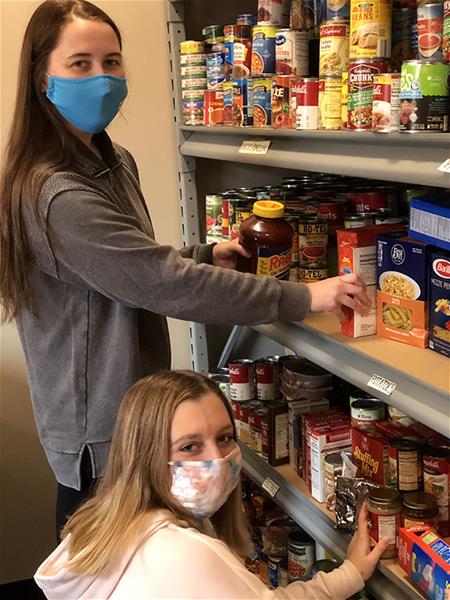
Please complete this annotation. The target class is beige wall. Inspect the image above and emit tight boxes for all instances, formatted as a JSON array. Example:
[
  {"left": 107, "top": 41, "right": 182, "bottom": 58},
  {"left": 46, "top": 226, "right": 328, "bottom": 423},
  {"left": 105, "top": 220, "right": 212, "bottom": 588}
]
[{"left": 0, "top": 0, "right": 190, "bottom": 583}]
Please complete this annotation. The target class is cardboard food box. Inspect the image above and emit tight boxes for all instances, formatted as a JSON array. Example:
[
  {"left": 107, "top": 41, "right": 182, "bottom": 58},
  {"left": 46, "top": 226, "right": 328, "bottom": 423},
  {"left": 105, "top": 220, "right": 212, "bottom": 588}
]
[
  {"left": 409, "top": 196, "right": 450, "bottom": 252},
  {"left": 376, "top": 235, "right": 429, "bottom": 348},
  {"left": 262, "top": 401, "right": 289, "bottom": 466},
  {"left": 352, "top": 425, "right": 390, "bottom": 486},
  {"left": 398, "top": 526, "right": 450, "bottom": 600},
  {"left": 288, "top": 398, "right": 330, "bottom": 474},
  {"left": 337, "top": 224, "right": 406, "bottom": 338},
  {"left": 428, "top": 247, "right": 450, "bottom": 358}
]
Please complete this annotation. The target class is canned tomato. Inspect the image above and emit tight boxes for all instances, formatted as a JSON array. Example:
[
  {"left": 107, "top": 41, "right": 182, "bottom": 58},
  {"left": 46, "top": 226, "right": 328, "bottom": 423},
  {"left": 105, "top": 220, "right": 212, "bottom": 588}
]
[
  {"left": 423, "top": 444, "right": 450, "bottom": 537},
  {"left": 272, "top": 75, "right": 294, "bottom": 127},
  {"left": 341, "top": 71, "right": 349, "bottom": 128},
  {"left": 351, "top": 399, "right": 384, "bottom": 427},
  {"left": 258, "top": 0, "right": 290, "bottom": 27},
  {"left": 256, "top": 357, "right": 280, "bottom": 401},
  {"left": 288, "top": 530, "right": 316, "bottom": 581},
  {"left": 319, "top": 76, "right": 342, "bottom": 129},
  {"left": 389, "top": 437, "right": 426, "bottom": 491},
  {"left": 252, "top": 25, "right": 277, "bottom": 76},
  {"left": 276, "top": 29, "right": 309, "bottom": 75},
  {"left": 319, "top": 21, "right": 350, "bottom": 77},
  {"left": 229, "top": 359, "right": 255, "bottom": 401},
  {"left": 348, "top": 58, "right": 389, "bottom": 129},
  {"left": 350, "top": 0, "right": 392, "bottom": 59},
  {"left": 391, "top": 8, "right": 418, "bottom": 70},
  {"left": 291, "top": 78, "right": 319, "bottom": 129},
  {"left": 418, "top": 3, "right": 444, "bottom": 60},
  {"left": 372, "top": 73, "right": 401, "bottom": 132},
  {"left": 321, "top": 0, "right": 350, "bottom": 21},
  {"left": 298, "top": 214, "right": 328, "bottom": 266},
  {"left": 444, "top": 0, "right": 450, "bottom": 62},
  {"left": 348, "top": 189, "right": 388, "bottom": 213},
  {"left": 252, "top": 78, "right": 273, "bottom": 127},
  {"left": 233, "top": 79, "right": 252, "bottom": 126},
  {"left": 204, "top": 91, "right": 224, "bottom": 126},
  {"left": 399, "top": 60, "right": 450, "bottom": 132}
]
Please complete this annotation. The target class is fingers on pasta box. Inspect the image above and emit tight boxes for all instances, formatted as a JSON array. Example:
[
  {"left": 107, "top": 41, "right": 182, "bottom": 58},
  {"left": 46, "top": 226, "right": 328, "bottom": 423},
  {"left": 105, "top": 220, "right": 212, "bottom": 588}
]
[
  {"left": 376, "top": 235, "right": 429, "bottom": 347},
  {"left": 428, "top": 247, "right": 450, "bottom": 358}
]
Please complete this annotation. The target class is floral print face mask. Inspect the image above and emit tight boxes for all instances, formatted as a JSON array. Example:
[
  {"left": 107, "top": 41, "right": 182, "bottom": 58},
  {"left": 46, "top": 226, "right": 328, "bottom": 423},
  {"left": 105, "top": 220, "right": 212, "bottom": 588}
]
[{"left": 169, "top": 445, "right": 242, "bottom": 518}]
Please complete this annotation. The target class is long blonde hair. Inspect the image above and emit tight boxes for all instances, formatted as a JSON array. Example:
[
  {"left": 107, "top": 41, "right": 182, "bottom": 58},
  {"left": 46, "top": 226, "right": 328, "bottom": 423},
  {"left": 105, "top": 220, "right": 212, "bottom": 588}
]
[{"left": 63, "top": 371, "right": 251, "bottom": 575}]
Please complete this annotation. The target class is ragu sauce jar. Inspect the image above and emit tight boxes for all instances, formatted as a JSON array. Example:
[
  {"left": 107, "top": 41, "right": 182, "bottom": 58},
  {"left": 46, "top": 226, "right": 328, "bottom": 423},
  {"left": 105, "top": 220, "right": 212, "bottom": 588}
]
[{"left": 237, "top": 201, "right": 293, "bottom": 280}]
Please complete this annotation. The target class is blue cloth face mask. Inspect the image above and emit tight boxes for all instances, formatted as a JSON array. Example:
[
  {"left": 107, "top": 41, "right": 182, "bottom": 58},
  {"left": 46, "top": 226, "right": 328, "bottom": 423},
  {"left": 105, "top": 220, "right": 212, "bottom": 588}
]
[{"left": 46, "top": 74, "right": 128, "bottom": 134}]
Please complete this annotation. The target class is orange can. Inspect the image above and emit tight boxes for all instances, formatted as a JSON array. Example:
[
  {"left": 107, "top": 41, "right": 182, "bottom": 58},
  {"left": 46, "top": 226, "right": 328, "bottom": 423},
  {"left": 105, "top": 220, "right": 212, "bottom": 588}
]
[{"left": 272, "top": 74, "right": 294, "bottom": 127}]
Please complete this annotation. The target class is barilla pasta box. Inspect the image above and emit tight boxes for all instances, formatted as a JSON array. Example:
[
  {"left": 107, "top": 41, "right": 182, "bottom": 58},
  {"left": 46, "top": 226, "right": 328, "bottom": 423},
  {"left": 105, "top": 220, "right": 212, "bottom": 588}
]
[
  {"left": 398, "top": 526, "right": 450, "bottom": 600},
  {"left": 337, "top": 223, "right": 406, "bottom": 338},
  {"left": 376, "top": 235, "right": 428, "bottom": 348},
  {"left": 409, "top": 196, "right": 450, "bottom": 252},
  {"left": 428, "top": 247, "right": 450, "bottom": 358}
]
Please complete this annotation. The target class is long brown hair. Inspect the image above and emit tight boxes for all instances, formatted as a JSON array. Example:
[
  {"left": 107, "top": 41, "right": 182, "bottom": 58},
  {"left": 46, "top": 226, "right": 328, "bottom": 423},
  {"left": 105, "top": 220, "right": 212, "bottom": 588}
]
[
  {"left": 63, "top": 371, "right": 251, "bottom": 576},
  {"left": 0, "top": 0, "right": 122, "bottom": 322}
]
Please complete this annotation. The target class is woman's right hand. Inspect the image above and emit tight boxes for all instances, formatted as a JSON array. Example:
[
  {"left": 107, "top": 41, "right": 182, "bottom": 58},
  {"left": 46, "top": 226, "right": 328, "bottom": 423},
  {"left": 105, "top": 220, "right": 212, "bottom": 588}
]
[{"left": 307, "top": 274, "right": 371, "bottom": 322}]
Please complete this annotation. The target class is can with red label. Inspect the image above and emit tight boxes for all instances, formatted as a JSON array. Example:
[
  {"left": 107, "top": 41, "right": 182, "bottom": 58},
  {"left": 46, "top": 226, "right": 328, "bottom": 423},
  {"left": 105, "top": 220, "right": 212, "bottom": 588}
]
[
  {"left": 249, "top": 404, "right": 265, "bottom": 455},
  {"left": 444, "top": 0, "right": 450, "bottom": 62},
  {"left": 229, "top": 359, "right": 255, "bottom": 401},
  {"left": 204, "top": 91, "right": 224, "bottom": 126},
  {"left": 319, "top": 21, "right": 350, "bottom": 77},
  {"left": 275, "top": 29, "right": 309, "bottom": 76},
  {"left": 256, "top": 358, "right": 280, "bottom": 401},
  {"left": 418, "top": 3, "right": 444, "bottom": 60},
  {"left": 347, "top": 189, "right": 388, "bottom": 213},
  {"left": 223, "top": 81, "right": 234, "bottom": 126},
  {"left": 291, "top": 78, "right": 319, "bottom": 129},
  {"left": 348, "top": 58, "right": 389, "bottom": 130},
  {"left": 231, "top": 399, "right": 242, "bottom": 437},
  {"left": 372, "top": 73, "right": 401, "bottom": 132},
  {"left": 252, "top": 25, "right": 277, "bottom": 76},
  {"left": 317, "top": 200, "right": 346, "bottom": 236},
  {"left": 272, "top": 75, "right": 294, "bottom": 127}
]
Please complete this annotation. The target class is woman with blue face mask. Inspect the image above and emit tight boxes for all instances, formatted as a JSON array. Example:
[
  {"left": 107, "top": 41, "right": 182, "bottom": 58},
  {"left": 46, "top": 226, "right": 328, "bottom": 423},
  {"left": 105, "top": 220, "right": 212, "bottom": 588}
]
[
  {"left": 34, "top": 371, "right": 389, "bottom": 599},
  {"left": 0, "top": 0, "right": 371, "bottom": 538}
]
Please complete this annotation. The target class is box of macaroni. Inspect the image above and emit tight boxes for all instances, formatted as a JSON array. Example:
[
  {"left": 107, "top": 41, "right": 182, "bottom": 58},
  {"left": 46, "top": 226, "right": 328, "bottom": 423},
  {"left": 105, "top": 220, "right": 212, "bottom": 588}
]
[
  {"left": 398, "top": 526, "right": 450, "bottom": 600},
  {"left": 376, "top": 235, "right": 428, "bottom": 348},
  {"left": 428, "top": 247, "right": 450, "bottom": 358}
]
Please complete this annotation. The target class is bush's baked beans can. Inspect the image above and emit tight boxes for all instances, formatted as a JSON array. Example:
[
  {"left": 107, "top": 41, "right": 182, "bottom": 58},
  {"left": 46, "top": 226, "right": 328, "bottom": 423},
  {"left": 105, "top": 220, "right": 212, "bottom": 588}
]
[
  {"left": 372, "top": 73, "right": 401, "bottom": 132},
  {"left": 348, "top": 58, "right": 388, "bottom": 129},
  {"left": 319, "top": 21, "right": 350, "bottom": 77},
  {"left": 444, "top": 0, "right": 450, "bottom": 63},
  {"left": 255, "top": 358, "right": 280, "bottom": 401},
  {"left": 291, "top": 78, "right": 320, "bottom": 129},
  {"left": 252, "top": 78, "right": 273, "bottom": 126},
  {"left": 350, "top": 0, "right": 392, "bottom": 59},
  {"left": 319, "top": 76, "right": 342, "bottom": 129},
  {"left": 275, "top": 29, "right": 309, "bottom": 75},
  {"left": 204, "top": 91, "right": 224, "bottom": 126},
  {"left": 252, "top": 25, "right": 277, "bottom": 76},
  {"left": 322, "top": 0, "right": 350, "bottom": 21},
  {"left": 418, "top": 3, "right": 444, "bottom": 60},
  {"left": 229, "top": 359, "right": 255, "bottom": 401},
  {"left": 399, "top": 60, "right": 450, "bottom": 132},
  {"left": 391, "top": 8, "right": 418, "bottom": 70},
  {"left": 258, "top": 0, "right": 290, "bottom": 27},
  {"left": 272, "top": 75, "right": 294, "bottom": 127}
]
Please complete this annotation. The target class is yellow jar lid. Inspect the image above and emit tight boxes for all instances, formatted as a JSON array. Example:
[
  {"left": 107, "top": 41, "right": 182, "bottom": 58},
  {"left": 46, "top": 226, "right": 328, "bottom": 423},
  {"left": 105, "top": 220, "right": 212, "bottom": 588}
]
[
  {"left": 180, "top": 40, "right": 205, "bottom": 54},
  {"left": 253, "top": 200, "right": 285, "bottom": 219}
]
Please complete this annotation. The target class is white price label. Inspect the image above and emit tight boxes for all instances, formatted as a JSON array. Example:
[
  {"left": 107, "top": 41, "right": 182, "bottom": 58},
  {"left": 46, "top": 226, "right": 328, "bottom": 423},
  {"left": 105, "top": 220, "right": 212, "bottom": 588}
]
[
  {"left": 438, "top": 159, "right": 450, "bottom": 173},
  {"left": 239, "top": 140, "right": 271, "bottom": 155},
  {"left": 367, "top": 373, "right": 397, "bottom": 396},
  {"left": 261, "top": 477, "right": 280, "bottom": 498}
]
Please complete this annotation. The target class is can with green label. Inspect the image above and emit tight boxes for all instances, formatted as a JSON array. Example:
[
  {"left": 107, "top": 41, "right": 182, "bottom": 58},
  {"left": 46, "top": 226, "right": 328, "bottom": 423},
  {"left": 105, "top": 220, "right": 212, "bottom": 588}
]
[{"left": 399, "top": 60, "right": 450, "bottom": 132}]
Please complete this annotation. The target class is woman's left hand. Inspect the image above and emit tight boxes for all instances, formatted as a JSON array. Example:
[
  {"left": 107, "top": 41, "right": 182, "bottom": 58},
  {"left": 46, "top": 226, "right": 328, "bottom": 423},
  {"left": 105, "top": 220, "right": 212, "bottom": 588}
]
[{"left": 212, "top": 239, "right": 251, "bottom": 270}]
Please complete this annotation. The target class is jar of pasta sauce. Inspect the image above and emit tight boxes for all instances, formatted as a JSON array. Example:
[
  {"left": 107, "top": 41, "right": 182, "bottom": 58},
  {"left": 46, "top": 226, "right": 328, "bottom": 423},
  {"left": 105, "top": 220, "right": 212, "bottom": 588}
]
[
  {"left": 402, "top": 491, "right": 439, "bottom": 529},
  {"left": 367, "top": 486, "right": 402, "bottom": 559}
]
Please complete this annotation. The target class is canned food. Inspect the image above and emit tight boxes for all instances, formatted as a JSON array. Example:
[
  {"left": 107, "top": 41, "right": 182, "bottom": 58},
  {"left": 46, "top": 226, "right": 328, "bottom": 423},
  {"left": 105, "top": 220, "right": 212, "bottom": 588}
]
[
  {"left": 180, "top": 53, "right": 207, "bottom": 66},
  {"left": 290, "top": 0, "right": 307, "bottom": 30},
  {"left": 237, "top": 14, "right": 257, "bottom": 26},
  {"left": 210, "top": 374, "right": 231, "bottom": 400},
  {"left": 224, "top": 24, "right": 252, "bottom": 81},
  {"left": 299, "top": 264, "right": 328, "bottom": 281},
  {"left": 387, "top": 405, "right": 415, "bottom": 424},
  {"left": 233, "top": 40, "right": 252, "bottom": 80},
  {"left": 298, "top": 214, "right": 328, "bottom": 266},
  {"left": 389, "top": 436, "right": 426, "bottom": 491},
  {"left": 344, "top": 213, "right": 371, "bottom": 228},
  {"left": 351, "top": 399, "right": 384, "bottom": 427},
  {"left": 231, "top": 399, "right": 242, "bottom": 437},
  {"left": 391, "top": 8, "right": 418, "bottom": 70},
  {"left": 256, "top": 358, "right": 280, "bottom": 401},
  {"left": 222, "top": 81, "right": 234, "bottom": 126},
  {"left": 399, "top": 60, "right": 450, "bottom": 132},
  {"left": 202, "top": 25, "right": 224, "bottom": 46},
  {"left": 252, "top": 78, "right": 273, "bottom": 127},
  {"left": 349, "top": 0, "right": 392, "bottom": 59},
  {"left": 402, "top": 491, "right": 439, "bottom": 528},
  {"left": 291, "top": 78, "right": 320, "bottom": 129},
  {"left": 258, "top": 0, "right": 290, "bottom": 27},
  {"left": 278, "top": 558, "right": 289, "bottom": 587},
  {"left": 348, "top": 59, "right": 389, "bottom": 129},
  {"left": 325, "top": 451, "right": 344, "bottom": 510},
  {"left": 180, "top": 40, "right": 205, "bottom": 54},
  {"left": 341, "top": 71, "right": 349, "bottom": 128},
  {"left": 252, "top": 25, "right": 277, "bottom": 76},
  {"left": 272, "top": 75, "right": 294, "bottom": 127},
  {"left": 311, "top": 559, "right": 340, "bottom": 575},
  {"left": 275, "top": 29, "right": 309, "bottom": 75},
  {"left": 418, "top": 3, "right": 444, "bottom": 60},
  {"left": 258, "top": 549, "right": 270, "bottom": 585},
  {"left": 372, "top": 73, "right": 401, "bottom": 132},
  {"left": 317, "top": 200, "right": 346, "bottom": 235},
  {"left": 229, "top": 359, "right": 255, "bottom": 401},
  {"left": 319, "top": 76, "right": 342, "bottom": 129},
  {"left": 205, "top": 194, "right": 222, "bottom": 237},
  {"left": 319, "top": 21, "right": 350, "bottom": 77},
  {"left": 180, "top": 65, "right": 207, "bottom": 78},
  {"left": 182, "top": 89, "right": 205, "bottom": 102},
  {"left": 321, "top": 0, "right": 350, "bottom": 21},
  {"left": 249, "top": 405, "right": 265, "bottom": 455},
  {"left": 348, "top": 189, "right": 388, "bottom": 213},
  {"left": 269, "top": 556, "right": 283, "bottom": 588},
  {"left": 206, "top": 51, "right": 226, "bottom": 71},
  {"left": 182, "top": 101, "right": 204, "bottom": 126},
  {"left": 286, "top": 214, "right": 300, "bottom": 262},
  {"left": 423, "top": 444, "right": 450, "bottom": 536},
  {"left": 230, "top": 202, "right": 252, "bottom": 240},
  {"left": 233, "top": 79, "right": 252, "bottom": 126},
  {"left": 288, "top": 530, "right": 316, "bottom": 581},
  {"left": 444, "top": 0, "right": 450, "bottom": 62},
  {"left": 204, "top": 91, "right": 224, "bottom": 126},
  {"left": 181, "top": 77, "right": 207, "bottom": 90},
  {"left": 304, "top": 0, "right": 322, "bottom": 36}
]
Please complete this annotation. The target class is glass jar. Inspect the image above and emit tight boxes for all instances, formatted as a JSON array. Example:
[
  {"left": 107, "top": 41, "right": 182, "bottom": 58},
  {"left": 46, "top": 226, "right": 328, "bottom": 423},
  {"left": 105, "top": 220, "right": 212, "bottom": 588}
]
[
  {"left": 402, "top": 491, "right": 439, "bottom": 529},
  {"left": 367, "top": 486, "right": 402, "bottom": 559}
]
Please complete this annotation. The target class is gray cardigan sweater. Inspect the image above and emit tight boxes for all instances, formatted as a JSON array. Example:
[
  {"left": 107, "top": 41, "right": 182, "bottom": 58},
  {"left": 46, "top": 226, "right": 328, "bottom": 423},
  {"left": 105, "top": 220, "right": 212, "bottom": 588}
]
[{"left": 16, "top": 132, "right": 310, "bottom": 489}]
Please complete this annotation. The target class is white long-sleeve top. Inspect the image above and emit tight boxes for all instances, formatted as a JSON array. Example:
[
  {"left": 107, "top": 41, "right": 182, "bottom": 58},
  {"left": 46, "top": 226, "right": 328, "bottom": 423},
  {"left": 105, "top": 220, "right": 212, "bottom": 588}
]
[{"left": 35, "top": 511, "right": 364, "bottom": 600}]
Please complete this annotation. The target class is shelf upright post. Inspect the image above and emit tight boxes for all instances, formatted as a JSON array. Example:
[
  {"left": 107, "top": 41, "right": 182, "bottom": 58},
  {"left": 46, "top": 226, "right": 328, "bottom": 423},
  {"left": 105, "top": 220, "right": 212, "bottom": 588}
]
[{"left": 166, "top": 0, "right": 209, "bottom": 373}]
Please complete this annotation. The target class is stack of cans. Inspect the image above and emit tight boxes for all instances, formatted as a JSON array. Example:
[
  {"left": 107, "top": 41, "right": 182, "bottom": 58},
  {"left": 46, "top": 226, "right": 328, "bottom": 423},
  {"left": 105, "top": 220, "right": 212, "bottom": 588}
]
[{"left": 180, "top": 40, "right": 207, "bottom": 126}]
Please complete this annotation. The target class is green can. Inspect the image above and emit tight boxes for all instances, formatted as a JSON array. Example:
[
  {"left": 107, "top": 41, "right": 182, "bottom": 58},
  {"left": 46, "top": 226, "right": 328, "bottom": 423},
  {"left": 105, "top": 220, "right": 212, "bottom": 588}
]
[{"left": 399, "top": 60, "right": 450, "bottom": 132}]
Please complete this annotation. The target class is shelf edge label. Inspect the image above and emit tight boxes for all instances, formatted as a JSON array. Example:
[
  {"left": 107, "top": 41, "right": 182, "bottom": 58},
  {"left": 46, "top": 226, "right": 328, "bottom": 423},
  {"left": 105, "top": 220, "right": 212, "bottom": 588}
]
[
  {"left": 261, "top": 476, "right": 280, "bottom": 498},
  {"left": 438, "top": 159, "right": 450, "bottom": 173},
  {"left": 239, "top": 140, "right": 271, "bottom": 155},
  {"left": 367, "top": 373, "right": 397, "bottom": 396}
]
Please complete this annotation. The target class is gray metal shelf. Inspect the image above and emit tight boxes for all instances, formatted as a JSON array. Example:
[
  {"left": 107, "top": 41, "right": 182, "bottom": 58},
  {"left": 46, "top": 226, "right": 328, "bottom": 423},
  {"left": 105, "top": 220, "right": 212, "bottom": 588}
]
[
  {"left": 180, "top": 126, "right": 450, "bottom": 188},
  {"left": 241, "top": 444, "right": 420, "bottom": 600}
]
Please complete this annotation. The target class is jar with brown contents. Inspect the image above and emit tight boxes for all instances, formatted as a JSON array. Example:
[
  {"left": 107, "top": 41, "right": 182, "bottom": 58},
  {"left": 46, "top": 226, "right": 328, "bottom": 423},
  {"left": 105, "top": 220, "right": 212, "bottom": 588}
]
[
  {"left": 367, "top": 486, "right": 402, "bottom": 559},
  {"left": 402, "top": 491, "right": 439, "bottom": 529}
]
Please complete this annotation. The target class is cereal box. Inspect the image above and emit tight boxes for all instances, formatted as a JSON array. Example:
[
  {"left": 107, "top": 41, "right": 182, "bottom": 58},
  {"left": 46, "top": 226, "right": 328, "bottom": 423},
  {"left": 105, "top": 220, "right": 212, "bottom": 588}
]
[
  {"left": 376, "top": 235, "right": 429, "bottom": 348},
  {"left": 409, "top": 196, "right": 450, "bottom": 252},
  {"left": 428, "top": 247, "right": 450, "bottom": 358},
  {"left": 352, "top": 425, "right": 390, "bottom": 486}
]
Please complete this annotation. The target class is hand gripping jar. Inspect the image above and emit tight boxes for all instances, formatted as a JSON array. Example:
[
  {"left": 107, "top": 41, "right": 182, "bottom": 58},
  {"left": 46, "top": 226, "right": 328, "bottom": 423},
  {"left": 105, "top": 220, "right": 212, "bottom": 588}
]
[{"left": 237, "top": 200, "right": 293, "bottom": 280}]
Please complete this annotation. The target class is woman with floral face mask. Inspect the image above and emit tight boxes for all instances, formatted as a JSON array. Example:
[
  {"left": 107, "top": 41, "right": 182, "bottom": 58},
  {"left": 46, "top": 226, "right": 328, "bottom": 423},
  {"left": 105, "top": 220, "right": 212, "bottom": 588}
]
[
  {"left": 0, "top": 0, "right": 370, "bottom": 537},
  {"left": 34, "top": 371, "right": 388, "bottom": 599}
]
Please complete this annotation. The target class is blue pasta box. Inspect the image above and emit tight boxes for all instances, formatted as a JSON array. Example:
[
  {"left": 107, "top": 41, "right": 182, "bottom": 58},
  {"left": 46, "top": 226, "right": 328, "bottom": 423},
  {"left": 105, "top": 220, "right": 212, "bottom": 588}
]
[
  {"left": 376, "top": 235, "right": 428, "bottom": 347},
  {"left": 428, "top": 247, "right": 450, "bottom": 358},
  {"left": 409, "top": 196, "right": 450, "bottom": 252}
]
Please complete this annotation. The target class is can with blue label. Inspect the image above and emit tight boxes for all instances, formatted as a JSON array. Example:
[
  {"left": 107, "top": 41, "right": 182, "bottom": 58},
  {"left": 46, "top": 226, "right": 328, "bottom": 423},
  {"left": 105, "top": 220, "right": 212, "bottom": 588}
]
[
  {"left": 321, "top": 0, "right": 350, "bottom": 22},
  {"left": 237, "top": 13, "right": 257, "bottom": 26},
  {"left": 269, "top": 556, "right": 283, "bottom": 588},
  {"left": 391, "top": 7, "right": 418, "bottom": 70},
  {"left": 252, "top": 77, "right": 273, "bottom": 126},
  {"left": 252, "top": 25, "right": 277, "bottom": 76},
  {"left": 233, "top": 79, "right": 253, "bottom": 126}
]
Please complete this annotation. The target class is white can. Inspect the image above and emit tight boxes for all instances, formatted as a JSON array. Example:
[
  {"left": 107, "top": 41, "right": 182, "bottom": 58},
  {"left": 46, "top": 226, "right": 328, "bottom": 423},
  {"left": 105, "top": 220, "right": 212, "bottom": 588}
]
[
  {"left": 372, "top": 73, "right": 401, "bottom": 132},
  {"left": 291, "top": 78, "right": 319, "bottom": 129},
  {"left": 275, "top": 29, "right": 309, "bottom": 76}
]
